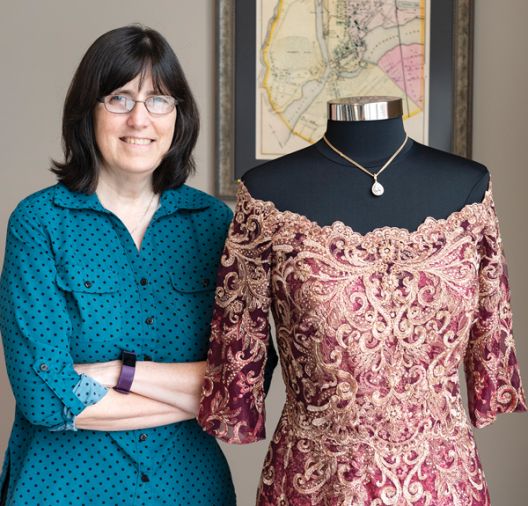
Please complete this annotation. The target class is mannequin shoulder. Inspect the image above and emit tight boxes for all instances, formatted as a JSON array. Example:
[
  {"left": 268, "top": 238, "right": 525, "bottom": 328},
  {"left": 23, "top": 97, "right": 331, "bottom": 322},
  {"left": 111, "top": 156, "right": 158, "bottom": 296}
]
[
  {"left": 241, "top": 145, "right": 322, "bottom": 201},
  {"left": 410, "top": 142, "right": 490, "bottom": 205}
]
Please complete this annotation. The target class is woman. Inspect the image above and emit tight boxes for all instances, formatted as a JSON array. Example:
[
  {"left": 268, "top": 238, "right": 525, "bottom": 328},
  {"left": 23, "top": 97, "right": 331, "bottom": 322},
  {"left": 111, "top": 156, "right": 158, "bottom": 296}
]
[{"left": 0, "top": 25, "right": 236, "bottom": 505}]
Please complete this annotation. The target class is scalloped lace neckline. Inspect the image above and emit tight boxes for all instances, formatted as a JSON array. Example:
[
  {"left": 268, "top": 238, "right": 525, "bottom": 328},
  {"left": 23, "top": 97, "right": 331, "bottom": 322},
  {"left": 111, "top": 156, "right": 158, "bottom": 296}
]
[{"left": 238, "top": 180, "right": 494, "bottom": 241}]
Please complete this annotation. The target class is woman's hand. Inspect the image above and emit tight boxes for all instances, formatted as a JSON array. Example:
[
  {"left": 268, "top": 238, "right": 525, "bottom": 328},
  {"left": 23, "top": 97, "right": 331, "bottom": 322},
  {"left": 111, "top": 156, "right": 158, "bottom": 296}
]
[{"left": 74, "top": 360, "right": 121, "bottom": 388}]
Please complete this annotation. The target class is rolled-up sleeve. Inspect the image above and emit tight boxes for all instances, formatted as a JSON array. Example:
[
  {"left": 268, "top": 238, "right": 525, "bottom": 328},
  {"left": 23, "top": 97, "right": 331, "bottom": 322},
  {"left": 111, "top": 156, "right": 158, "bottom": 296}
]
[{"left": 0, "top": 204, "right": 107, "bottom": 429}]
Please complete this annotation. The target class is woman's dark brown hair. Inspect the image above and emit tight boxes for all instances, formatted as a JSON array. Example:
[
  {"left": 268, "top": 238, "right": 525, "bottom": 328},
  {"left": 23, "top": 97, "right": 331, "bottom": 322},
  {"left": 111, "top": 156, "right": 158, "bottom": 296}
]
[{"left": 51, "top": 24, "right": 199, "bottom": 193}]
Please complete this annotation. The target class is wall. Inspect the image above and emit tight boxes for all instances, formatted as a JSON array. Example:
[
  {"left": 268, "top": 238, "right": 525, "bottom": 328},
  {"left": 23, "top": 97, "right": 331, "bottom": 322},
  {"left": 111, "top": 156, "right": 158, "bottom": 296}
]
[
  {"left": 468, "top": 1, "right": 528, "bottom": 502},
  {"left": 0, "top": 1, "right": 526, "bottom": 505}
]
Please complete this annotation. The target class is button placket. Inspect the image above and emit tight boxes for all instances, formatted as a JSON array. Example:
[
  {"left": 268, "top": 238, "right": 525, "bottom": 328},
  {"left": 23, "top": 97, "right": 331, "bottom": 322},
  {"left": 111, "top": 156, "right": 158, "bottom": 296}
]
[{"left": 136, "top": 269, "right": 155, "bottom": 334}]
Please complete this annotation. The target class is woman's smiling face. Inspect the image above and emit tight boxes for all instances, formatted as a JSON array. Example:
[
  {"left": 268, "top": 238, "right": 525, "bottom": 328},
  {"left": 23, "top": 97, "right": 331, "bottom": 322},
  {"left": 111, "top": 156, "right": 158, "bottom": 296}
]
[{"left": 93, "top": 71, "right": 177, "bottom": 179}]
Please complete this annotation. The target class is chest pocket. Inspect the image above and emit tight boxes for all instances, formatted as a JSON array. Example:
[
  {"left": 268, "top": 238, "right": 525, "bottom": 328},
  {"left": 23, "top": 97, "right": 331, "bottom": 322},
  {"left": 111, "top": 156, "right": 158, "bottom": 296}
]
[
  {"left": 170, "top": 262, "right": 218, "bottom": 346},
  {"left": 170, "top": 271, "right": 216, "bottom": 293},
  {"left": 55, "top": 262, "right": 122, "bottom": 342}
]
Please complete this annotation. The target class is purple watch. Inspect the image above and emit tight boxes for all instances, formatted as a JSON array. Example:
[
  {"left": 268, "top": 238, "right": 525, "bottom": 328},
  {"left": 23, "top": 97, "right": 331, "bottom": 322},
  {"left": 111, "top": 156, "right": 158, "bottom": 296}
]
[{"left": 114, "top": 351, "right": 137, "bottom": 394}]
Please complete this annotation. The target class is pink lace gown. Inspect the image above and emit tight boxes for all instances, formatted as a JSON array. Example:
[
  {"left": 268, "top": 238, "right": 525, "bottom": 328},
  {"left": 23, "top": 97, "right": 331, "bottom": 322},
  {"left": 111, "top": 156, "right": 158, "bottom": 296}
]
[{"left": 198, "top": 180, "right": 526, "bottom": 506}]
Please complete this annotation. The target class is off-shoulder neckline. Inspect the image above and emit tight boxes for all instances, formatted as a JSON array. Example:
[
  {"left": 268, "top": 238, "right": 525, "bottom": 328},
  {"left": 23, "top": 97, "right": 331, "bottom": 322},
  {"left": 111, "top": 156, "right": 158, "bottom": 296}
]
[{"left": 237, "top": 179, "right": 495, "bottom": 242}]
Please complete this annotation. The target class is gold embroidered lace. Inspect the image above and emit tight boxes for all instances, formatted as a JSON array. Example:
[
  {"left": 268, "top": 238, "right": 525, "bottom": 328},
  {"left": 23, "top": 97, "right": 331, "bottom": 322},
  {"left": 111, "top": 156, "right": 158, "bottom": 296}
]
[{"left": 199, "top": 180, "right": 526, "bottom": 505}]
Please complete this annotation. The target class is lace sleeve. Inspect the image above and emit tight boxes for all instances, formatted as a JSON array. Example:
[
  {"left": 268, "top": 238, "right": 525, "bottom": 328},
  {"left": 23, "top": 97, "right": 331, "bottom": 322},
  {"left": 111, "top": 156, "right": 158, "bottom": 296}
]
[
  {"left": 198, "top": 184, "right": 276, "bottom": 444},
  {"left": 464, "top": 193, "right": 527, "bottom": 428}
]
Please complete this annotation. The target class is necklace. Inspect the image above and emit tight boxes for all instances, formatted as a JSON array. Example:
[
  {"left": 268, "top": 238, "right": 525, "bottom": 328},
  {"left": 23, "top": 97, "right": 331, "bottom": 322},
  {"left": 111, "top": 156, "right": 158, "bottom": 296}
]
[
  {"left": 322, "top": 134, "right": 409, "bottom": 196},
  {"left": 129, "top": 192, "right": 157, "bottom": 235}
]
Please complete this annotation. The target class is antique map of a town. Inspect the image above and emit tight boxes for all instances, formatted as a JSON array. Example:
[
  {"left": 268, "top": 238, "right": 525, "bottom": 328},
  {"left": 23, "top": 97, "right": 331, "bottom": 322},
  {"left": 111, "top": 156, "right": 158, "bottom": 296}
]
[{"left": 256, "top": 0, "right": 428, "bottom": 158}]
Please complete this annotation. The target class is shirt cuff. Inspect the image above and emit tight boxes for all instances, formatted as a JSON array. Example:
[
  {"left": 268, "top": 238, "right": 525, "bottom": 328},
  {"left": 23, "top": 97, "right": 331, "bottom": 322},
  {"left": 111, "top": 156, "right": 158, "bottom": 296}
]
[{"left": 49, "top": 374, "right": 109, "bottom": 431}]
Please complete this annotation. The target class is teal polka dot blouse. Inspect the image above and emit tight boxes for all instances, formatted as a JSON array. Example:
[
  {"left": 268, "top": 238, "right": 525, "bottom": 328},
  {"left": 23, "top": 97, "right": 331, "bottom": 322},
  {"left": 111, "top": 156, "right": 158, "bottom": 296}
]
[{"left": 0, "top": 182, "right": 253, "bottom": 505}]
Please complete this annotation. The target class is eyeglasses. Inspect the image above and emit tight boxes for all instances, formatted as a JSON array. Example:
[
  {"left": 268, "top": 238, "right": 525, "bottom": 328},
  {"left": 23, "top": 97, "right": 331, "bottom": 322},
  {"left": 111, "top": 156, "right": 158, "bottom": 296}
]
[{"left": 98, "top": 94, "right": 178, "bottom": 115}]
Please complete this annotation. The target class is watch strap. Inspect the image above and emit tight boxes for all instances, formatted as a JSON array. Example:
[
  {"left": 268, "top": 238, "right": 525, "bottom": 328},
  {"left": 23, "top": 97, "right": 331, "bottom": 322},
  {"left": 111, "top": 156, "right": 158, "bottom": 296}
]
[{"left": 114, "top": 350, "right": 136, "bottom": 394}]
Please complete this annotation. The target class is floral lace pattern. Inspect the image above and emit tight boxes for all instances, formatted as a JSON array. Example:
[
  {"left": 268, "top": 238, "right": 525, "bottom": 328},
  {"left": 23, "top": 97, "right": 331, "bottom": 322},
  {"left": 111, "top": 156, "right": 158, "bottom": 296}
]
[{"left": 198, "top": 181, "right": 526, "bottom": 505}]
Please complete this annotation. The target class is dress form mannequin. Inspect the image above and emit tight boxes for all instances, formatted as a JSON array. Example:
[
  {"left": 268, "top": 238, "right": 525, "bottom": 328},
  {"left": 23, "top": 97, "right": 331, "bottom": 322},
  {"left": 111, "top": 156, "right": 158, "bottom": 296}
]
[
  {"left": 200, "top": 96, "right": 527, "bottom": 506},
  {"left": 242, "top": 96, "right": 489, "bottom": 234}
]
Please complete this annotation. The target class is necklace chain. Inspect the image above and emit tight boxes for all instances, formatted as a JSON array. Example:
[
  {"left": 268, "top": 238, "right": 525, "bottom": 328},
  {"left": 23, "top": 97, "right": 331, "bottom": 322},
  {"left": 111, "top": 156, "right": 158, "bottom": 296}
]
[
  {"left": 129, "top": 192, "right": 157, "bottom": 235},
  {"left": 322, "top": 134, "right": 409, "bottom": 196}
]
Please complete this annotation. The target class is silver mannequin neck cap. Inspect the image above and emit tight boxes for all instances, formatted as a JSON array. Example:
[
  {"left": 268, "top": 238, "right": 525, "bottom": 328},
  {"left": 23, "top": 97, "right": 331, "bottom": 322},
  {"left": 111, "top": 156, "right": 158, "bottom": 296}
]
[{"left": 327, "top": 96, "right": 403, "bottom": 121}]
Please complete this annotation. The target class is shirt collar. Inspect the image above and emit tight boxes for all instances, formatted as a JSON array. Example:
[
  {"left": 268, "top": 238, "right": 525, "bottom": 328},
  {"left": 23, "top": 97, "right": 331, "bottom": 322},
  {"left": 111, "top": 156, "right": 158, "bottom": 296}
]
[{"left": 53, "top": 183, "right": 212, "bottom": 216}]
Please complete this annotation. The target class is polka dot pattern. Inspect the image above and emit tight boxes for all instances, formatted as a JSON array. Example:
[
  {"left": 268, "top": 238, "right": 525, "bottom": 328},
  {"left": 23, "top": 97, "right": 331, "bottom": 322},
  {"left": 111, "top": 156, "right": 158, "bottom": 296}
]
[{"left": 0, "top": 183, "right": 236, "bottom": 505}]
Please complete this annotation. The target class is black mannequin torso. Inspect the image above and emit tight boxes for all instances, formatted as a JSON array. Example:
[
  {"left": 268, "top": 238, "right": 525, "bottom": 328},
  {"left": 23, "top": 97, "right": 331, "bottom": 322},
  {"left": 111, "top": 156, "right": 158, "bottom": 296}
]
[{"left": 242, "top": 118, "right": 489, "bottom": 235}]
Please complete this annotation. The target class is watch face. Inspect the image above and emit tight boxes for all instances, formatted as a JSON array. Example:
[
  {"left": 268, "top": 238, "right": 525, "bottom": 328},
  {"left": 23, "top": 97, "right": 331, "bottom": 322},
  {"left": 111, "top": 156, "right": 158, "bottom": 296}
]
[{"left": 122, "top": 351, "right": 136, "bottom": 368}]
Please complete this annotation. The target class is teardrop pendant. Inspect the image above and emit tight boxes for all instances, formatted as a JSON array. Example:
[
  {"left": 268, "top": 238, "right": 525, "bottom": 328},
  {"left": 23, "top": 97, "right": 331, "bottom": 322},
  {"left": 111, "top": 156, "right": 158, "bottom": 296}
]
[{"left": 371, "top": 180, "right": 384, "bottom": 196}]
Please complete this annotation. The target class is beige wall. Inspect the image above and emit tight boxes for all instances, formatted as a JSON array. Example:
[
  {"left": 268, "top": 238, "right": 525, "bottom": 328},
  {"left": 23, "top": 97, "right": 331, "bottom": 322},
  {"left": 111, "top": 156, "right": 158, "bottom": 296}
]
[
  {"left": 0, "top": 1, "right": 526, "bottom": 505},
  {"left": 468, "top": 2, "right": 528, "bottom": 503}
]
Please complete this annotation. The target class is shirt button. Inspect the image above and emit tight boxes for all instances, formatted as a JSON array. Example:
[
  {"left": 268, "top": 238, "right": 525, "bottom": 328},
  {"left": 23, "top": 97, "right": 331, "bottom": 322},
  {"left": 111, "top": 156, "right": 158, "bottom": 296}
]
[
  {"left": 84, "top": 281, "right": 92, "bottom": 288},
  {"left": 39, "top": 363, "right": 49, "bottom": 372},
  {"left": 145, "top": 316, "right": 154, "bottom": 325},
  {"left": 141, "top": 474, "right": 150, "bottom": 483},
  {"left": 140, "top": 278, "right": 148, "bottom": 286},
  {"left": 139, "top": 433, "right": 148, "bottom": 442}
]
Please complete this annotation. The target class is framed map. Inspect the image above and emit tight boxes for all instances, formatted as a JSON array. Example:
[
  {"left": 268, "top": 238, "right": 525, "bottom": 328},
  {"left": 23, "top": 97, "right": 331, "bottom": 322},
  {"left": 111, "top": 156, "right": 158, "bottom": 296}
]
[{"left": 216, "top": 0, "right": 474, "bottom": 199}]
